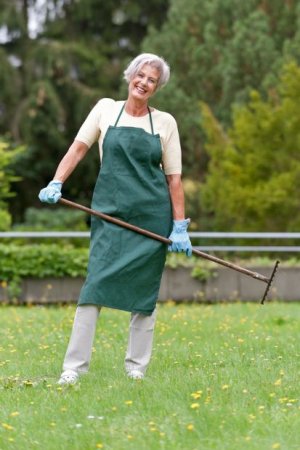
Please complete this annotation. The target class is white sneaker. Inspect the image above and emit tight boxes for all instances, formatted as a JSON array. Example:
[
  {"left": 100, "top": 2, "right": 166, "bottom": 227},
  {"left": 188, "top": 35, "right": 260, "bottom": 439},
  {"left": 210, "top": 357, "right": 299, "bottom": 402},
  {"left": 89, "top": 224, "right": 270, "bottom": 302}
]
[
  {"left": 57, "top": 369, "right": 79, "bottom": 385},
  {"left": 127, "top": 370, "right": 144, "bottom": 380}
]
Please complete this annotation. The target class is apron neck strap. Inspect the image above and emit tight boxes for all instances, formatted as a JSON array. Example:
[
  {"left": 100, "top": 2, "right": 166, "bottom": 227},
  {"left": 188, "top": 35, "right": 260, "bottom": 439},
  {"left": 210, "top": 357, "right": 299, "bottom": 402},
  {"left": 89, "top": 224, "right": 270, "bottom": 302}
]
[
  {"left": 148, "top": 107, "right": 154, "bottom": 135},
  {"left": 114, "top": 103, "right": 125, "bottom": 127},
  {"left": 114, "top": 103, "right": 155, "bottom": 135}
]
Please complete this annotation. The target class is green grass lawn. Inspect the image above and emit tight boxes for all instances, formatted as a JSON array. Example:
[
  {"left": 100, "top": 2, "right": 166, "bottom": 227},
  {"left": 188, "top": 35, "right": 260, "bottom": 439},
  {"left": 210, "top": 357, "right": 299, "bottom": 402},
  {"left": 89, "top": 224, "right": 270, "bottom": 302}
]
[{"left": 0, "top": 302, "right": 299, "bottom": 450}]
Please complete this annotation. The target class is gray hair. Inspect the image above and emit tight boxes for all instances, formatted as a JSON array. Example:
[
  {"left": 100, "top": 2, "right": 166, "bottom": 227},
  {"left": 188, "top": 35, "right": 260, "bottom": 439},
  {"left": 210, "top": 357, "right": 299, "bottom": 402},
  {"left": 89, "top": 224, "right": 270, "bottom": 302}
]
[{"left": 123, "top": 53, "right": 170, "bottom": 90}]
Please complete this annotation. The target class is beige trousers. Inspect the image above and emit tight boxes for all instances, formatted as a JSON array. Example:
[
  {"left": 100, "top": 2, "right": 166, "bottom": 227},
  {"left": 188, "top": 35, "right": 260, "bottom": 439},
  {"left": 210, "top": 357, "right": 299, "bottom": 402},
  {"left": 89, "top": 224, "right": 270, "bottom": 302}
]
[{"left": 62, "top": 305, "right": 157, "bottom": 375}]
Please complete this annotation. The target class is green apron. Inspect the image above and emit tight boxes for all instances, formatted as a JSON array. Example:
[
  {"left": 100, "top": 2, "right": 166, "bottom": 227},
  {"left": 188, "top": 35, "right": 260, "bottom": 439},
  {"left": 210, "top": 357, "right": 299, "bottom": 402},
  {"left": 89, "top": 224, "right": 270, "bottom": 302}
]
[{"left": 78, "top": 103, "right": 172, "bottom": 315}]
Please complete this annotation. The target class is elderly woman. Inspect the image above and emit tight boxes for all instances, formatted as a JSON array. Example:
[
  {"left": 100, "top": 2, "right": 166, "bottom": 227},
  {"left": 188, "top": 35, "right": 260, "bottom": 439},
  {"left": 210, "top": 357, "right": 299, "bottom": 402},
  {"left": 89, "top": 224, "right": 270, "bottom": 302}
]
[{"left": 39, "top": 53, "right": 192, "bottom": 384}]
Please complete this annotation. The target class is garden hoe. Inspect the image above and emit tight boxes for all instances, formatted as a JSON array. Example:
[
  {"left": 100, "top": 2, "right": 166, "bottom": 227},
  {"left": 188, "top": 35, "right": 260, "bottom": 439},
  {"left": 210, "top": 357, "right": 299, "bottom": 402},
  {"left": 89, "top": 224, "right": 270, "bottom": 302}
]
[{"left": 59, "top": 198, "right": 279, "bottom": 304}]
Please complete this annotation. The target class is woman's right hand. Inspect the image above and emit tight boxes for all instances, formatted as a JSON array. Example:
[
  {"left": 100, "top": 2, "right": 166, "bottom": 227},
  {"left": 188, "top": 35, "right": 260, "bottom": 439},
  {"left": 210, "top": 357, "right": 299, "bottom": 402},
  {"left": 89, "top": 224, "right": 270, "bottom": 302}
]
[{"left": 38, "top": 180, "right": 63, "bottom": 204}]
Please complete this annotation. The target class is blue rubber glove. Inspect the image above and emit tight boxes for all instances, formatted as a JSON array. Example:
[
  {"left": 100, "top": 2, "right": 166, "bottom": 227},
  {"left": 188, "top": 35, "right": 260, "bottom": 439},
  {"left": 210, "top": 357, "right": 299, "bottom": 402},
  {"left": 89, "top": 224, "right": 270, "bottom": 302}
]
[
  {"left": 38, "top": 180, "right": 63, "bottom": 204},
  {"left": 168, "top": 219, "right": 192, "bottom": 257}
]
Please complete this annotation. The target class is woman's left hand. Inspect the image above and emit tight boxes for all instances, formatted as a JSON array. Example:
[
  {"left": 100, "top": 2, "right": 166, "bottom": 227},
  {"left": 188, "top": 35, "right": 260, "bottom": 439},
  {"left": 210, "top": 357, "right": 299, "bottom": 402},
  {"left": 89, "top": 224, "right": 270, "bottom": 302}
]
[{"left": 168, "top": 219, "right": 192, "bottom": 257}]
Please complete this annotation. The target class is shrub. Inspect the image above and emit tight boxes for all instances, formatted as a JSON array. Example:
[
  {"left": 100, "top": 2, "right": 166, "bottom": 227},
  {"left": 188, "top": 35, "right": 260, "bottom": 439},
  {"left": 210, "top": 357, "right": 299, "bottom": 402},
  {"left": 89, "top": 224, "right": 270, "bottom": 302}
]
[
  {"left": 0, "top": 140, "right": 23, "bottom": 230},
  {"left": 14, "top": 207, "right": 89, "bottom": 231},
  {"left": 0, "top": 244, "right": 89, "bottom": 298},
  {"left": 200, "top": 61, "right": 300, "bottom": 232}
]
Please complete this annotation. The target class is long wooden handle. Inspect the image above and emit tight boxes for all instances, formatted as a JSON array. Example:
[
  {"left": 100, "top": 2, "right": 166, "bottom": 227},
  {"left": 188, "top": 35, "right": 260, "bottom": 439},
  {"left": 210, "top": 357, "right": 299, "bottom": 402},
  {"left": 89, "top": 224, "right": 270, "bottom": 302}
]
[{"left": 59, "top": 197, "right": 270, "bottom": 283}]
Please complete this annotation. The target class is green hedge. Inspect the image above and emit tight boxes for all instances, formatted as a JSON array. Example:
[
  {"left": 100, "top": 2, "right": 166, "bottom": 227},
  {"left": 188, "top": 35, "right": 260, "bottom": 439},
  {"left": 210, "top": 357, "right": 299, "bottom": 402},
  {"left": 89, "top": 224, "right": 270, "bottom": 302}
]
[
  {"left": 0, "top": 243, "right": 287, "bottom": 299},
  {"left": 0, "top": 244, "right": 89, "bottom": 279},
  {"left": 0, "top": 244, "right": 89, "bottom": 298},
  {"left": 0, "top": 243, "right": 217, "bottom": 298}
]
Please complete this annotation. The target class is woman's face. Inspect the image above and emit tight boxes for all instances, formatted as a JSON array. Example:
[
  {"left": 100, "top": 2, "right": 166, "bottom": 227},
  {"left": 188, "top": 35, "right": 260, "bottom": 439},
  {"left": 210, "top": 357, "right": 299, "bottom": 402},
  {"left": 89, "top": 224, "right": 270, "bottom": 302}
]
[{"left": 128, "top": 64, "right": 160, "bottom": 102}]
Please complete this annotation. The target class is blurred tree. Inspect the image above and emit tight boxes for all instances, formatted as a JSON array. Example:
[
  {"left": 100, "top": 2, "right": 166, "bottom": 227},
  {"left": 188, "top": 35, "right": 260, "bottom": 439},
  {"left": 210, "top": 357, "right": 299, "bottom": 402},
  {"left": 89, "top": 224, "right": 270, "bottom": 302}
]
[
  {"left": 0, "top": 0, "right": 169, "bottom": 220},
  {"left": 142, "top": 0, "right": 300, "bottom": 178},
  {"left": 200, "top": 61, "right": 300, "bottom": 232},
  {"left": 0, "top": 140, "right": 23, "bottom": 230},
  {"left": 3, "top": 0, "right": 300, "bottom": 227}
]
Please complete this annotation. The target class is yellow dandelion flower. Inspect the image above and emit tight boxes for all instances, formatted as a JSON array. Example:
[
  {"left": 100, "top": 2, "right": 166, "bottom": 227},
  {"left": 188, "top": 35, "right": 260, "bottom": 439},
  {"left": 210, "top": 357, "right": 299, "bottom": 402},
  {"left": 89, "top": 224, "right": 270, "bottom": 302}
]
[
  {"left": 127, "top": 435, "right": 133, "bottom": 440},
  {"left": 272, "top": 444, "right": 281, "bottom": 449},
  {"left": 187, "top": 424, "right": 194, "bottom": 431},
  {"left": 190, "top": 403, "right": 200, "bottom": 409},
  {"left": 2, "top": 423, "right": 14, "bottom": 431},
  {"left": 96, "top": 444, "right": 104, "bottom": 449},
  {"left": 125, "top": 400, "right": 133, "bottom": 406},
  {"left": 166, "top": 300, "right": 175, "bottom": 307},
  {"left": 10, "top": 412, "right": 19, "bottom": 417},
  {"left": 274, "top": 379, "right": 281, "bottom": 386},
  {"left": 111, "top": 406, "right": 117, "bottom": 411},
  {"left": 160, "top": 432, "right": 165, "bottom": 437},
  {"left": 191, "top": 392, "right": 202, "bottom": 399},
  {"left": 222, "top": 384, "right": 229, "bottom": 390}
]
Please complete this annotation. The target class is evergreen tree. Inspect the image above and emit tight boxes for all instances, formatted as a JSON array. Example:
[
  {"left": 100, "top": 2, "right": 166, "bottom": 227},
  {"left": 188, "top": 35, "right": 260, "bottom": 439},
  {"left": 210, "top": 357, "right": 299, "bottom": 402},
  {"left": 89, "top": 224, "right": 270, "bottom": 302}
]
[
  {"left": 142, "top": 0, "right": 300, "bottom": 177},
  {"left": 200, "top": 61, "right": 300, "bottom": 232},
  {"left": 0, "top": 140, "right": 23, "bottom": 230},
  {"left": 0, "top": 0, "right": 169, "bottom": 220}
]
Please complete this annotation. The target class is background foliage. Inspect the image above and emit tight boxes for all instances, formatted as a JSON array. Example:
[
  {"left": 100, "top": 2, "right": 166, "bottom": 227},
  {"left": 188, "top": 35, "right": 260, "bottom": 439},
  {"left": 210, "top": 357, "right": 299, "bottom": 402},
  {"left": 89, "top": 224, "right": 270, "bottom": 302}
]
[
  {"left": 1, "top": 0, "right": 300, "bottom": 230},
  {"left": 200, "top": 62, "right": 300, "bottom": 233},
  {"left": 0, "top": 0, "right": 169, "bottom": 220},
  {"left": 142, "top": 0, "right": 300, "bottom": 177},
  {"left": 0, "top": 140, "right": 23, "bottom": 230}
]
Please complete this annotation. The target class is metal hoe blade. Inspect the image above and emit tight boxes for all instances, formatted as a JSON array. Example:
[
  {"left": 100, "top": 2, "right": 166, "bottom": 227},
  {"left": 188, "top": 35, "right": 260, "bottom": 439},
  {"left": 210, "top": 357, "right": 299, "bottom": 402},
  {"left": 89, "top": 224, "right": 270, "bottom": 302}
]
[{"left": 260, "top": 260, "right": 280, "bottom": 305}]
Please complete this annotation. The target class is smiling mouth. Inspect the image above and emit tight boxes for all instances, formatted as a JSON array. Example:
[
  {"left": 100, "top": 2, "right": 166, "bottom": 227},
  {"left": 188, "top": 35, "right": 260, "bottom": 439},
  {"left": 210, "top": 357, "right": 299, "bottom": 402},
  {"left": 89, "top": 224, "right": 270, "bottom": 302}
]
[{"left": 135, "top": 86, "right": 147, "bottom": 94}]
